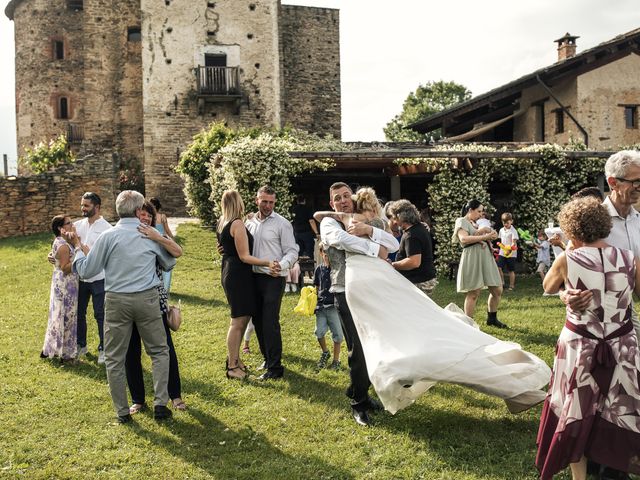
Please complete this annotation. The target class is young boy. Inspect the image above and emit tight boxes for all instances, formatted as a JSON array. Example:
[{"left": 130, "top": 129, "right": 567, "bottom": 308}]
[
  {"left": 313, "top": 243, "right": 344, "bottom": 370},
  {"left": 533, "top": 230, "right": 551, "bottom": 282},
  {"left": 497, "top": 212, "right": 519, "bottom": 290}
]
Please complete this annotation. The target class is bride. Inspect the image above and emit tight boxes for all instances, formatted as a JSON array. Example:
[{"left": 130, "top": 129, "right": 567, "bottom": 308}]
[{"left": 316, "top": 187, "right": 551, "bottom": 414}]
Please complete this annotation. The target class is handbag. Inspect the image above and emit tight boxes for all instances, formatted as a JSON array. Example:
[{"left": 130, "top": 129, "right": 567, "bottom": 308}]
[
  {"left": 166, "top": 299, "right": 182, "bottom": 332},
  {"left": 293, "top": 286, "right": 317, "bottom": 317}
]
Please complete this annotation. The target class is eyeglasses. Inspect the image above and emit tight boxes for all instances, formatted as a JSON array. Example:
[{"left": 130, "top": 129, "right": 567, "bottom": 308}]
[{"left": 615, "top": 177, "right": 640, "bottom": 189}]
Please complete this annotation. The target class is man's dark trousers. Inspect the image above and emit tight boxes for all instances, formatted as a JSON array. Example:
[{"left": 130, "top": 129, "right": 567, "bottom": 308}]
[
  {"left": 77, "top": 279, "right": 105, "bottom": 350},
  {"left": 334, "top": 292, "right": 371, "bottom": 412},
  {"left": 253, "top": 274, "right": 286, "bottom": 376}
]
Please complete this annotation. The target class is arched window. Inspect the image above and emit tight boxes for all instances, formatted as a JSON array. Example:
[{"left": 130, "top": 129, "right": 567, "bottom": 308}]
[{"left": 56, "top": 97, "right": 69, "bottom": 119}]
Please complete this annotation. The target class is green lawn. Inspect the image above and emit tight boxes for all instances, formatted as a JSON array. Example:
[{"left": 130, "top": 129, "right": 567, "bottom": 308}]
[{"left": 1, "top": 224, "right": 578, "bottom": 479}]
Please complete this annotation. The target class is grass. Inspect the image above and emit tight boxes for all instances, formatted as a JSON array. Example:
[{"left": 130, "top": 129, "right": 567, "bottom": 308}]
[{"left": 0, "top": 224, "right": 584, "bottom": 479}]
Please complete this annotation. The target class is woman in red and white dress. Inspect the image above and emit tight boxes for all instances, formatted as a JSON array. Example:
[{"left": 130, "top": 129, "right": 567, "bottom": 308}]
[{"left": 537, "top": 196, "right": 640, "bottom": 480}]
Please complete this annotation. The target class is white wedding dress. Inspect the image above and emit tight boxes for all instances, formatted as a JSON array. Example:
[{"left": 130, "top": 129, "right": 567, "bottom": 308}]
[{"left": 345, "top": 253, "right": 552, "bottom": 414}]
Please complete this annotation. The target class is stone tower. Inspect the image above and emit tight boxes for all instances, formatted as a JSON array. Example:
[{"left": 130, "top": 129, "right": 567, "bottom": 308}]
[{"left": 6, "top": 0, "right": 341, "bottom": 213}]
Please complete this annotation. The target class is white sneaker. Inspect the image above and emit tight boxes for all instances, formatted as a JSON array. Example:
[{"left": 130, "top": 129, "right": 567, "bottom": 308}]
[
  {"left": 284, "top": 283, "right": 291, "bottom": 293},
  {"left": 291, "top": 283, "right": 297, "bottom": 292},
  {"left": 98, "top": 350, "right": 105, "bottom": 364},
  {"left": 77, "top": 346, "right": 88, "bottom": 357}
]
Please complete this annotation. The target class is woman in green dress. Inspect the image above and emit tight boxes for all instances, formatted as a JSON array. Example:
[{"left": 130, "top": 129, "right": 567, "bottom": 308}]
[{"left": 452, "top": 199, "right": 506, "bottom": 328}]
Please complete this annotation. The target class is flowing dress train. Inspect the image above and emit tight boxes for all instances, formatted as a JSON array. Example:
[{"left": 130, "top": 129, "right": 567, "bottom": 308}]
[{"left": 345, "top": 253, "right": 551, "bottom": 414}]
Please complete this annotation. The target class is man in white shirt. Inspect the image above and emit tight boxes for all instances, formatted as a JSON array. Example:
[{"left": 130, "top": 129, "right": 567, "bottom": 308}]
[
  {"left": 74, "top": 192, "right": 112, "bottom": 363},
  {"left": 245, "top": 185, "right": 298, "bottom": 381},
  {"left": 320, "top": 182, "right": 399, "bottom": 426}
]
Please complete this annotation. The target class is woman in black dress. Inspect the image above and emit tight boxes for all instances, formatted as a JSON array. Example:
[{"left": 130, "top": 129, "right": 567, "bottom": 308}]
[{"left": 218, "top": 190, "right": 275, "bottom": 380}]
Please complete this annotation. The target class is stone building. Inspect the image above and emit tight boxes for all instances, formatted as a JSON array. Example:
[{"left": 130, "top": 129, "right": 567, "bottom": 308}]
[
  {"left": 5, "top": 0, "right": 341, "bottom": 213},
  {"left": 409, "top": 29, "right": 640, "bottom": 149}
]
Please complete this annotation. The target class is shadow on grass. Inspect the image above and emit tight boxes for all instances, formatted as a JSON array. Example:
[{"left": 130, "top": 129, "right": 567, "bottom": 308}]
[
  {"left": 170, "top": 292, "right": 226, "bottom": 308},
  {"left": 130, "top": 406, "right": 354, "bottom": 479},
  {"left": 509, "top": 325, "right": 559, "bottom": 347},
  {"left": 378, "top": 401, "right": 540, "bottom": 478}
]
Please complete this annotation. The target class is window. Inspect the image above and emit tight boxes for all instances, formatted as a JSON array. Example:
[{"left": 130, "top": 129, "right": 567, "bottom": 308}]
[
  {"left": 625, "top": 106, "right": 637, "bottom": 129},
  {"left": 204, "top": 53, "right": 226, "bottom": 67},
  {"left": 56, "top": 97, "right": 69, "bottom": 119},
  {"left": 555, "top": 109, "right": 564, "bottom": 134},
  {"left": 53, "top": 40, "right": 64, "bottom": 60},
  {"left": 127, "top": 27, "right": 141, "bottom": 42},
  {"left": 67, "top": 0, "right": 83, "bottom": 11}
]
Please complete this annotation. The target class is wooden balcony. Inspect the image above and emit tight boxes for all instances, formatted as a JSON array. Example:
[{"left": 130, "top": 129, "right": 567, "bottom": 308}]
[
  {"left": 195, "top": 66, "right": 242, "bottom": 114},
  {"left": 195, "top": 66, "right": 241, "bottom": 97},
  {"left": 66, "top": 123, "right": 84, "bottom": 144}
]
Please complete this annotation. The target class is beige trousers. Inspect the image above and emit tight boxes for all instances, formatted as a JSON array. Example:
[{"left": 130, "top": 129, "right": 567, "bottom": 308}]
[{"left": 104, "top": 288, "right": 169, "bottom": 417}]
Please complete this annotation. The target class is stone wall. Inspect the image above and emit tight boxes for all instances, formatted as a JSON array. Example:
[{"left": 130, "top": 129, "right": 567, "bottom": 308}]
[
  {"left": 141, "top": 0, "right": 285, "bottom": 215},
  {"left": 0, "top": 151, "right": 118, "bottom": 239},
  {"left": 11, "top": 0, "right": 143, "bottom": 173},
  {"left": 279, "top": 5, "right": 341, "bottom": 139}
]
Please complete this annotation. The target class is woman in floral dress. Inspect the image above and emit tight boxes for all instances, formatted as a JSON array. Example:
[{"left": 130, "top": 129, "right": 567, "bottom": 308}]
[
  {"left": 537, "top": 197, "right": 640, "bottom": 480},
  {"left": 41, "top": 215, "right": 79, "bottom": 362}
]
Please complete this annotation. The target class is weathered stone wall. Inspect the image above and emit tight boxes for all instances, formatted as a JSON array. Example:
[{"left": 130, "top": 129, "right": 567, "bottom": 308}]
[
  {"left": 0, "top": 151, "right": 118, "bottom": 239},
  {"left": 279, "top": 5, "right": 341, "bottom": 139},
  {"left": 578, "top": 53, "right": 640, "bottom": 149},
  {"left": 11, "top": 0, "right": 143, "bottom": 173},
  {"left": 141, "top": 0, "right": 285, "bottom": 214},
  {"left": 13, "top": 0, "right": 85, "bottom": 164},
  {"left": 10, "top": 0, "right": 342, "bottom": 214},
  {"left": 513, "top": 54, "right": 640, "bottom": 148}
]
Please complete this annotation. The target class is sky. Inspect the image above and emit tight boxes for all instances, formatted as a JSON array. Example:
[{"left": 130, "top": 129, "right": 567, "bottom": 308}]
[{"left": 1, "top": 0, "right": 639, "bottom": 174}]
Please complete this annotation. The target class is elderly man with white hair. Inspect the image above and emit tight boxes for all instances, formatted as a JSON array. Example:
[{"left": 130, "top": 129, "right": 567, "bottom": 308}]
[{"left": 69, "top": 190, "right": 177, "bottom": 424}]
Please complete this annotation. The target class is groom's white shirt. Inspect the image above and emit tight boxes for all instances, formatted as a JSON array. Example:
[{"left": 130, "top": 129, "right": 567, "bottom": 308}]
[{"left": 320, "top": 217, "right": 399, "bottom": 258}]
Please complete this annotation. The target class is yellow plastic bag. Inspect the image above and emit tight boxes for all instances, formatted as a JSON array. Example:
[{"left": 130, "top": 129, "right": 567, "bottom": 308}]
[{"left": 293, "top": 286, "right": 318, "bottom": 316}]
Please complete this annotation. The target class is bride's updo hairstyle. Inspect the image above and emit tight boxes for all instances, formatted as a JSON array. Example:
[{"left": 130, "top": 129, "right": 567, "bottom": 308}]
[
  {"left": 461, "top": 199, "right": 482, "bottom": 217},
  {"left": 558, "top": 196, "right": 611, "bottom": 244},
  {"left": 353, "top": 187, "right": 384, "bottom": 219}
]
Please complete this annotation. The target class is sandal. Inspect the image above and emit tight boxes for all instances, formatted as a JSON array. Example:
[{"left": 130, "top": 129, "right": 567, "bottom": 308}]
[
  {"left": 242, "top": 346, "right": 250, "bottom": 354},
  {"left": 172, "top": 398, "right": 187, "bottom": 411},
  {"left": 129, "top": 403, "right": 146, "bottom": 415},
  {"left": 226, "top": 366, "right": 248, "bottom": 380}
]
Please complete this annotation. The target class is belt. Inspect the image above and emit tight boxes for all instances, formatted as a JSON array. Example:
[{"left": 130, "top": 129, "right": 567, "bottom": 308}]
[{"left": 563, "top": 318, "right": 633, "bottom": 395}]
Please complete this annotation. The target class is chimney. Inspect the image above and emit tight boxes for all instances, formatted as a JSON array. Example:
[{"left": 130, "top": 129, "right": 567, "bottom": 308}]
[{"left": 554, "top": 33, "right": 579, "bottom": 61}]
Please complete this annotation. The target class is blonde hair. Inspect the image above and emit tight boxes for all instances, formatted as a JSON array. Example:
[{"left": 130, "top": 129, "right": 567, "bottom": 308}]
[
  {"left": 353, "top": 187, "right": 384, "bottom": 218},
  {"left": 217, "top": 190, "right": 246, "bottom": 233}
]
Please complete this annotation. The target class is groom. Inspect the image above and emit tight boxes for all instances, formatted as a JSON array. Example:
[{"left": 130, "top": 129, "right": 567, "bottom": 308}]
[{"left": 319, "top": 182, "right": 399, "bottom": 426}]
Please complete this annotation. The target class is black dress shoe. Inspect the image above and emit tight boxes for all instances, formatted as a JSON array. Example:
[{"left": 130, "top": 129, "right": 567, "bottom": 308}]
[
  {"left": 117, "top": 414, "right": 132, "bottom": 424},
  {"left": 153, "top": 405, "right": 173, "bottom": 420},
  {"left": 352, "top": 408, "right": 370, "bottom": 426},
  {"left": 366, "top": 397, "right": 384, "bottom": 412},
  {"left": 259, "top": 370, "right": 283, "bottom": 381}
]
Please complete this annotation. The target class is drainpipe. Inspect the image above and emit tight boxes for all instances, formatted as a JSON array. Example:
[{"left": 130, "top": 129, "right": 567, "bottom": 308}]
[{"left": 535, "top": 74, "right": 588, "bottom": 146}]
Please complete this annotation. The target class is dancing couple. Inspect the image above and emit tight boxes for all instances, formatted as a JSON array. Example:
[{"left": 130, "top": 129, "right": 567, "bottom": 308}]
[{"left": 317, "top": 183, "right": 551, "bottom": 425}]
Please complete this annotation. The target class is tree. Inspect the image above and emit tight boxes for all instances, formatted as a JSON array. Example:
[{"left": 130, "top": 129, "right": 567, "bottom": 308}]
[{"left": 384, "top": 80, "right": 472, "bottom": 142}]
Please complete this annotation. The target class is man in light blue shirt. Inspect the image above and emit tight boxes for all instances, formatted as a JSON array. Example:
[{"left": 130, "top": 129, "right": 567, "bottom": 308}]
[{"left": 70, "top": 190, "right": 176, "bottom": 423}]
